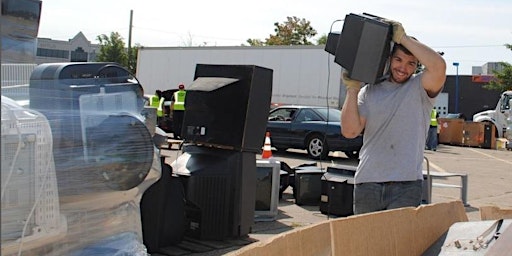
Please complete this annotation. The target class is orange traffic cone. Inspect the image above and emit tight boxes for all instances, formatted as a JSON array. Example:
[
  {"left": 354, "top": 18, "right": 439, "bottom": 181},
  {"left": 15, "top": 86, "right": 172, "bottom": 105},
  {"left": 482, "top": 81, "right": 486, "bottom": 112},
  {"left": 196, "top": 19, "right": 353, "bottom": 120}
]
[{"left": 261, "top": 132, "right": 273, "bottom": 159}]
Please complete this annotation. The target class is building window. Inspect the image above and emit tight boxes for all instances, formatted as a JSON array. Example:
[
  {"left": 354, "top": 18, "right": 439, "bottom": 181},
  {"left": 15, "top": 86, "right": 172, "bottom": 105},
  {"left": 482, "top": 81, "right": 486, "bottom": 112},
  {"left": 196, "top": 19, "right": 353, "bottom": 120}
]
[
  {"left": 36, "top": 48, "right": 69, "bottom": 59},
  {"left": 70, "top": 47, "right": 88, "bottom": 62}
]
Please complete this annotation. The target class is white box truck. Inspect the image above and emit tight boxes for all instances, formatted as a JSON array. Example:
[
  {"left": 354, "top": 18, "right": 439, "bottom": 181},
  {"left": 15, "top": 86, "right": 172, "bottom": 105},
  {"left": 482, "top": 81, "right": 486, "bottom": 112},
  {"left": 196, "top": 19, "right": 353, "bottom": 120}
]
[
  {"left": 473, "top": 90, "right": 512, "bottom": 138},
  {"left": 135, "top": 46, "right": 344, "bottom": 108},
  {"left": 135, "top": 45, "right": 450, "bottom": 112}
]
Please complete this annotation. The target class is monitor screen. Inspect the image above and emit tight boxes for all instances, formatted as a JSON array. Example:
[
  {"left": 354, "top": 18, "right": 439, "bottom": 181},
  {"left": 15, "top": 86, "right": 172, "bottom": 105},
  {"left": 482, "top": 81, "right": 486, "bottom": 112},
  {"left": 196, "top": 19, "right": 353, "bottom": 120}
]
[
  {"left": 295, "top": 168, "right": 325, "bottom": 206},
  {"left": 255, "top": 166, "right": 273, "bottom": 211},
  {"left": 255, "top": 159, "right": 280, "bottom": 221}
]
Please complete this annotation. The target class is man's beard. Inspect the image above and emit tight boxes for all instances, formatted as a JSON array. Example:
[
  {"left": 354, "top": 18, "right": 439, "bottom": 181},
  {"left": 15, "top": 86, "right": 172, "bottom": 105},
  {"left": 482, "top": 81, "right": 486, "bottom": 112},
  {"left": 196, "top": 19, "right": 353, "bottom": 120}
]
[{"left": 389, "top": 70, "right": 412, "bottom": 84}]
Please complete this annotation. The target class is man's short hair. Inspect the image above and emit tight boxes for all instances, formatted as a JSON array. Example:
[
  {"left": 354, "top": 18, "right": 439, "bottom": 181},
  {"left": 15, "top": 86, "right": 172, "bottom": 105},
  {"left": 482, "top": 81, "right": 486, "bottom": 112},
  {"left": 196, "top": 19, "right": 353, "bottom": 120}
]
[
  {"left": 391, "top": 36, "right": 418, "bottom": 56},
  {"left": 391, "top": 43, "right": 413, "bottom": 56},
  {"left": 391, "top": 39, "right": 421, "bottom": 69}
]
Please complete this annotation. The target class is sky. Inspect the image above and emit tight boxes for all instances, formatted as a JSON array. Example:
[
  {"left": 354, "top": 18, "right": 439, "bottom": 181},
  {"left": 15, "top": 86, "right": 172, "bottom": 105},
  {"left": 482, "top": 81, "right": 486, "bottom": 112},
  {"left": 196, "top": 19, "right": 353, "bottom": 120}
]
[{"left": 37, "top": 0, "right": 512, "bottom": 75}]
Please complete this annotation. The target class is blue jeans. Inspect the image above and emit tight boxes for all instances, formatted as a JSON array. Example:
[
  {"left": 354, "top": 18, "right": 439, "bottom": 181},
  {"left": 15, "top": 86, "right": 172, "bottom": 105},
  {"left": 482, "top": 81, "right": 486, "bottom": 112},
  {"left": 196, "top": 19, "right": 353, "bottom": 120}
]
[
  {"left": 353, "top": 180, "right": 423, "bottom": 215},
  {"left": 426, "top": 126, "right": 438, "bottom": 150}
]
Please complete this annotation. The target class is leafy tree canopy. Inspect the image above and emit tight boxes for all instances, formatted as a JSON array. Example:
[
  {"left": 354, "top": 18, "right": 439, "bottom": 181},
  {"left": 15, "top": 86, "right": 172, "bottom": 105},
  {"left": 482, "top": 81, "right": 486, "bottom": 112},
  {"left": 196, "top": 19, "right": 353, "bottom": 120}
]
[
  {"left": 96, "top": 32, "right": 140, "bottom": 74},
  {"left": 484, "top": 44, "right": 512, "bottom": 92},
  {"left": 316, "top": 34, "right": 327, "bottom": 45},
  {"left": 246, "top": 16, "right": 318, "bottom": 46}
]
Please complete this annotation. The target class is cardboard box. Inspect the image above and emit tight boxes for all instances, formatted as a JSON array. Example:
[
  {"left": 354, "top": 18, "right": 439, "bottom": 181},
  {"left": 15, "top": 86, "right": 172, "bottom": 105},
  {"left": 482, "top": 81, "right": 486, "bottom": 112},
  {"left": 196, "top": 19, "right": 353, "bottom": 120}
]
[
  {"left": 480, "top": 205, "right": 512, "bottom": 220},
  {"left": 496, "top": 138, "right": 508, "bottom": 150},
  {"left": 231, "top": 221, "right": 332, "bottom": 256},
  {"left": 230, "top": 201, "right": 468, "bottom": 256}
]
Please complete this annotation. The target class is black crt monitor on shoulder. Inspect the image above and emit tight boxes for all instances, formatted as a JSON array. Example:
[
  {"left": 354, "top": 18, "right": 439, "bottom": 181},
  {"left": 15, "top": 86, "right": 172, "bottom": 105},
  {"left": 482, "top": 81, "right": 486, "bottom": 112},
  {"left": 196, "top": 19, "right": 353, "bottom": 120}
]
[
  {"left": 254, "top": 159, "right": 281, "bottom": 221},
  {"left": 331, "top": 13, "right": 392, "bottom": 84}
]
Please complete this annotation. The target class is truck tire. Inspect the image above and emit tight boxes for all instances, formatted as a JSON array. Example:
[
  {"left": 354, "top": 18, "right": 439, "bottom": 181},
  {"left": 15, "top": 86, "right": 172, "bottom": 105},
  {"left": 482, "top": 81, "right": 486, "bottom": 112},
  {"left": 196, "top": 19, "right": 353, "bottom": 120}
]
[{"left": 306, "top": 134, "right": 329, "bottom": 160}]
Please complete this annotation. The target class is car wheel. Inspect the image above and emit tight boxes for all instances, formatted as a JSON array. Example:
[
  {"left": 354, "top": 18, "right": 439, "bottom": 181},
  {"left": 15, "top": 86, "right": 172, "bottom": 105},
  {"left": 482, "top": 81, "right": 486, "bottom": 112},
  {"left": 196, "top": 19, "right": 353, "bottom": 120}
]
[
  {"left": 343, "top": 150, "right": 359, "bottom": 159},
  {"left": 306, "top": 134, "right": 329, "bottom": 159}
]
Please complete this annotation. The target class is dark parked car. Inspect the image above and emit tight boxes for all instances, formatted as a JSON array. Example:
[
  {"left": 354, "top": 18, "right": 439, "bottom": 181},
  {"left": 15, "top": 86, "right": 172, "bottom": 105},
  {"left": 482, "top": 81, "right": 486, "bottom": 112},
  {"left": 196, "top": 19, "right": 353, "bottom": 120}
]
[{"left": 266, "top": 105, "right": 363, "bottom": 159}]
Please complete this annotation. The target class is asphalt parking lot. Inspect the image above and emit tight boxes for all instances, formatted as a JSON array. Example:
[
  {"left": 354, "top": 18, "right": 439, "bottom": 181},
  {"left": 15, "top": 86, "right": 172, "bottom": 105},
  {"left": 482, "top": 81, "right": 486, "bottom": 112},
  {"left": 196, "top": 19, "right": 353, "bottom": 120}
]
[
  {"left": 263, "top": 144, "right": 512, "bottom": 221},
  {"left": 162, "top": 143, "right": 512, "bottom": 255}
]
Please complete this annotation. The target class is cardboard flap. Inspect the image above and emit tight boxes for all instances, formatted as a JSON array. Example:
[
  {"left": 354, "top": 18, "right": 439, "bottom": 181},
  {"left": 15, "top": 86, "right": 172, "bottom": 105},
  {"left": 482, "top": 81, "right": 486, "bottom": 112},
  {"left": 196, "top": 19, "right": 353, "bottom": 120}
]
[
  {"left": 330, "top": 201, "right": 467, "bottom": 256},
  {"left": 231, "top": 201, "right": 467, "bottom": 256}
]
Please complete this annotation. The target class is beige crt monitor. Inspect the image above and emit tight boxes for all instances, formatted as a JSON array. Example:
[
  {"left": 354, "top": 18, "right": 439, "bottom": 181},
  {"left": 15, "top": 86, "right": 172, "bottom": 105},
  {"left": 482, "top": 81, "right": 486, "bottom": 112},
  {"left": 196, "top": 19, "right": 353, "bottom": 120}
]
[{"left": 255, "top": 159, "right": 281, "bottom": 221}]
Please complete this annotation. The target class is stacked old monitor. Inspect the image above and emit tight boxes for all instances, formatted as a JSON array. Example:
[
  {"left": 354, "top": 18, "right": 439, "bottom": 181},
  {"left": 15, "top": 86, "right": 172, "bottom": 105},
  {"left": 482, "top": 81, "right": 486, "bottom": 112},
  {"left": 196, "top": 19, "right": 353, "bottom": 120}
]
[
  {"left": 254, "top": 159, "right": 281, "bottom": 221},
  {"left": 181, "top": 64, "right": 273, "bottom": 152},
  {"left": 326, "top": 13, "right": 392, "bottom": 84},
  {"left": 294, "top": 166, "right": 325, "bottom": 206},
  {"left": 172, "top": 64, "right": 273, "bottom": 240},
  {"left": 320, "top": 164, "right": 356, "bottom": 217}
]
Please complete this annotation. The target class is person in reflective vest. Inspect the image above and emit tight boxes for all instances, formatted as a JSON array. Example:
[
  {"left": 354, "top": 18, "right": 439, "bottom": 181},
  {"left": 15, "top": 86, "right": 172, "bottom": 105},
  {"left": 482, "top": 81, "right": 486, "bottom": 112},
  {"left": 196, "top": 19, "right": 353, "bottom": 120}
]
[
  {"left": 150, "top": 90, "right": 165, "bottom": 118},
  {"left": 426, "top": 108, "right": 439, "bottom": 151},
  {"left": 172, "top": 84, "right": 186, "bottom": 139}
]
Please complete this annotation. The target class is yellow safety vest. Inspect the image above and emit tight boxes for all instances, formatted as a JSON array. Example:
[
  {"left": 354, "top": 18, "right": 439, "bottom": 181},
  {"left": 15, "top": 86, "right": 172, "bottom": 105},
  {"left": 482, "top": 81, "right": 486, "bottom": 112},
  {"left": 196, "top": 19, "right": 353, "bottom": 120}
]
[
  {"left": 149, "top": 95, "right": 160, "bottom": 108},
  {"left": 157, "top": 97, "right": 165, "bottom": 117},
  {"left": 430, "top": 109, "right": 438, "bottom": 126},
  {"left": 173, "top": 90, "right": 186, "bottom": 111},
  {"left": 150, "top": 95, "right": 164, "bottom": 117}
]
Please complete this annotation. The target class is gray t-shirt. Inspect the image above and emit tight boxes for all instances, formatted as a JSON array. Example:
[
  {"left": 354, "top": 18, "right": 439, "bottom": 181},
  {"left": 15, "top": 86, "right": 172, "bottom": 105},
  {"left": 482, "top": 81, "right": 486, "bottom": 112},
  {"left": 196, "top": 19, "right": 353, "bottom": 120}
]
[{"left": 355, "top": 74, "right": 435, "bottom": 183}]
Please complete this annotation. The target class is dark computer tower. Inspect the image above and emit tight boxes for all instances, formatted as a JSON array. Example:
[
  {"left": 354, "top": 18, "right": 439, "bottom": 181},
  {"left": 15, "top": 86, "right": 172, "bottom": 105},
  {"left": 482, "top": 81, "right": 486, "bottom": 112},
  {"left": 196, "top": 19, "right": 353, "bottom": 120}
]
[
  {"left": 320, "top": 166, "right": 355, "bottom": 217},
  {"left": 172, "top": 144, "right": 256, "bottom": 240},
  {"left": 333, "top": 13, "right": 392, "bottom": 84},
  {"left": 294, "top": 167, "right": 325, "bottom": 206},
  {"left": 182, "top": 64, "right": 273, "bottom": 153}
]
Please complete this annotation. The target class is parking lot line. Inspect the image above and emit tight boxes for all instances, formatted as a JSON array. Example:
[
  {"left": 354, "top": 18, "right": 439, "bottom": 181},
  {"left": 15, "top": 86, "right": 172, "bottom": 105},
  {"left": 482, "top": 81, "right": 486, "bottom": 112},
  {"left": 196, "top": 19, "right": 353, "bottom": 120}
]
[
  {"left": 428, "top": 160, "right": 448, "bottom": 173},
  {"left": 467, "top": 148, "right": 512, "bottom": 165}
]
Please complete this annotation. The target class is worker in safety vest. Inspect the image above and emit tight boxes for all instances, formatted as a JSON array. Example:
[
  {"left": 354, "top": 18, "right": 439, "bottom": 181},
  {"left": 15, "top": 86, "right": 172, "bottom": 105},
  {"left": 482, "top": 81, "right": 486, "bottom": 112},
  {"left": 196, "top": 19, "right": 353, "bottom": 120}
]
[
  {"left": 149, "top": 90, "right": 165, "bottom": 118},
  {"left": 171, "top": 84, "right": 186, "bottom": 139},
  {"left": 426, "top": 108, "right": 439, "bottom": 151}
]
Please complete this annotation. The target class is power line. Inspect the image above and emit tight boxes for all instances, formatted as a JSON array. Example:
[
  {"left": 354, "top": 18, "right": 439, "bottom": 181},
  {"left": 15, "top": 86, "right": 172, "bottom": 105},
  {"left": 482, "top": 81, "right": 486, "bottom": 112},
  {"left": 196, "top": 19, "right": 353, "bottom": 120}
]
[
  {"left": 433, "top": 44, "right": 506, "bottom": 48},
  {"left": 133, "top": 26, "right": 245, "bottom": 42}
]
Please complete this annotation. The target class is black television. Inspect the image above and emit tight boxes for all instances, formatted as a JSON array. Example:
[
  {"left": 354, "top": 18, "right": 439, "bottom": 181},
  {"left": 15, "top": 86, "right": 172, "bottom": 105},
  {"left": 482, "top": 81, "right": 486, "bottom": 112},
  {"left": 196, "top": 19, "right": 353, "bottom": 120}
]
[
  {"left": 171, "top": 144, "right": 256, "bottom": 240},
  {"left": 294, "top": 167, "right": 325, "bottom": 206},
  {"left": 319, "top": 164, "right": 356, "bottom": 216},
  {"left": 331, "top": 13, "right": 392, "bottom": 84},
  {"left": 254, "top": 159, "right": 281, "bottom": 221}
]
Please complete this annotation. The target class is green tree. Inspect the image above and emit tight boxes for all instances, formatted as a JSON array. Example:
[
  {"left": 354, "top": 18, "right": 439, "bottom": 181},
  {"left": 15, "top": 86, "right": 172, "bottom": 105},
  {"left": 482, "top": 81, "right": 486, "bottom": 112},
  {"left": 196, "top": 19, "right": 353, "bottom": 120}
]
[
  {"left": 127, "top": 43, "right": 141, "bottom": 74},
  {"left": 97, "top": 32, "right": 127, "bottom": 65},
  {"left": 246, "top": 38, "right": 265, "bottom": 46},
  {"left": 246, "top": 16, "right": 317, "bottom": 46},
  {"left": 484, "top": 44, "right": 512, "bottom": 92},
  {"left": 316, "top": 34, "right": 327, "bottom": 45},
  {"left": 96, "top": 32, "right": 140, "bottom": 74}
]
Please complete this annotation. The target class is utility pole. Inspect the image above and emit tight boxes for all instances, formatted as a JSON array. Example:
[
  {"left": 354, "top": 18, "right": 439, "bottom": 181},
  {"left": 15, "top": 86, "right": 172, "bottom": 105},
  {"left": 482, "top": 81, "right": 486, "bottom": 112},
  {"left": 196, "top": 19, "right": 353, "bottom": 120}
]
[
  {"left": 128, "top": 10, "right": 133, "bottom": 71},
  {"left": 453, "top": 62, "right": 460, "bottom": 113}
]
